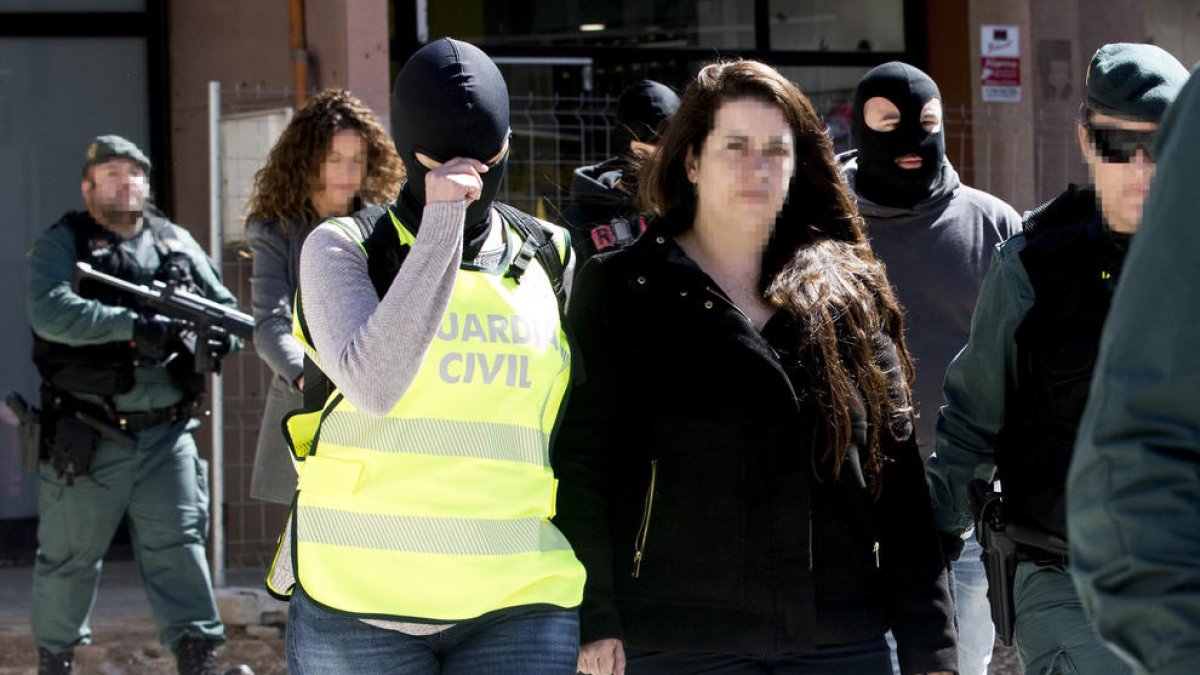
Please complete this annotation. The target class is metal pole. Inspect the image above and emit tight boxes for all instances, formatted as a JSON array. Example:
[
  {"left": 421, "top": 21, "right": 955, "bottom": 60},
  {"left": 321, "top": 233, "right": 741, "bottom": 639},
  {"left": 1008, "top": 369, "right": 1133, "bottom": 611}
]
[{"left": 206, "top": 80, "right": 226, "bottom": 588}]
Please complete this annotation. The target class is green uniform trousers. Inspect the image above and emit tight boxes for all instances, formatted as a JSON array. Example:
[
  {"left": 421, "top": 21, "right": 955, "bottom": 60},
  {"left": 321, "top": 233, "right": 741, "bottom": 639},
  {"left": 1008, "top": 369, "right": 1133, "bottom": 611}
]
[
  {"left": 1014, "top": 561, "right": 1130, "bottom": 674},
  {"left": 31, "top": 418, "right": 225, "bottom": 653}
]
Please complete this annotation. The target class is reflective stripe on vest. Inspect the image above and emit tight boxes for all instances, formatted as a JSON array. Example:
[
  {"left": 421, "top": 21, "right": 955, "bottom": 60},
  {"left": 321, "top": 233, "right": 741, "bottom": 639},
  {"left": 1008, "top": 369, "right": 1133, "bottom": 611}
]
[{"left": 268, "top": 208, "right": 584, "bottom": 620}]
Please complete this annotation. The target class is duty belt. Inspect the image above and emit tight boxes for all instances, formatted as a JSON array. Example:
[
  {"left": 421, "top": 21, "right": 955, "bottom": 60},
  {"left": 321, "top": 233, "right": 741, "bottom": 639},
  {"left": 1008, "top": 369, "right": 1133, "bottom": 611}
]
[{"left": 112, "top": 401, "right": 195, "bottom": 432}]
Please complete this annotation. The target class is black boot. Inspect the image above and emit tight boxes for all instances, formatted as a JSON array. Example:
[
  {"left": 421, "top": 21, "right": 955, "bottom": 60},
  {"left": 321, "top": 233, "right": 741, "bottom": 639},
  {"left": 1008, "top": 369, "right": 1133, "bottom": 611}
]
[
  {"left": 37, "top": 647, "right": 73, "bottom": 675},
  {"left": 173, "top": 634, "right": 255, "bottom": 675}
]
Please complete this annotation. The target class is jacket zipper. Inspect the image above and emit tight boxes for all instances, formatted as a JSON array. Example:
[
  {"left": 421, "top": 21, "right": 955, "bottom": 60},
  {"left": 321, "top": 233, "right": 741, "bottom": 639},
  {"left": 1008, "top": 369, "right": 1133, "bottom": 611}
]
[{"left": 632, "top": 459, "right": 658, "bottom": 578}]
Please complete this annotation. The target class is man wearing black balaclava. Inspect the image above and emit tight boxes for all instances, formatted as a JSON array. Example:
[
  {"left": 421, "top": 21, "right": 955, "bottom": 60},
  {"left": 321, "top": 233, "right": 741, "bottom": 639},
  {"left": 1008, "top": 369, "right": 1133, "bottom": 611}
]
[
  {"left": 851, "top": 62, "right": 947, "bottom": 208},
  {"left": 274, "top": 38, "right": 585, "bottom": 674},
  {"left": 838, "top": 61, "right": 1022, "bottom": 675},
  {"left": 560, "top": 79, "right": 680, "bottom": 263}
]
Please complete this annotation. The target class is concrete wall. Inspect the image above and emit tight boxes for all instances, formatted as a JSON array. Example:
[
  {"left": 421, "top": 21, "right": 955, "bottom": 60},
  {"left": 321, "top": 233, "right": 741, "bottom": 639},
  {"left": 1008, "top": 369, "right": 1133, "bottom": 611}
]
[
  {"left": 963, "top": 0, "right": 1191, "bottom": 212},
  {"left": 926, "top": 0, "right": 975, "bottom": 186},
  {"left": 1030, "top": 0, "right": 1086, "bottom": 205},
  {"left": 969, "top": 0, "right": 1036, "bottom": 211},
  {"left": 304, "top": 0, "right": 392, "bottom": 128},
  {"left": 1145, "top": 0, "right": 1200, "bottom": 68},
  {"left": 169, "top": 2, "right": 290, "bottom": 243}
]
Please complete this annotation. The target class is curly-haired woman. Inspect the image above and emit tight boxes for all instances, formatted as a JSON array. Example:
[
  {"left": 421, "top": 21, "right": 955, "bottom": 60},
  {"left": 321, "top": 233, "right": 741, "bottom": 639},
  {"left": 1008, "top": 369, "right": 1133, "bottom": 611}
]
[
  {"left": 553, "top": 60, "right": 957, "bottom": 675},
  {"left": 246, "top": 89, "right": 404, "bottom": 504}
]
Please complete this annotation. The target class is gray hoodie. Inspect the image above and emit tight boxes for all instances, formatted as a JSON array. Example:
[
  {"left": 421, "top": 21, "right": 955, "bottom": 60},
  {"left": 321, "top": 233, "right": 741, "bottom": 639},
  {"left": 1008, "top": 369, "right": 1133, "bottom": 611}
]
[{"left": 840, "top": 152, "right": 1022, "bottom": 457}]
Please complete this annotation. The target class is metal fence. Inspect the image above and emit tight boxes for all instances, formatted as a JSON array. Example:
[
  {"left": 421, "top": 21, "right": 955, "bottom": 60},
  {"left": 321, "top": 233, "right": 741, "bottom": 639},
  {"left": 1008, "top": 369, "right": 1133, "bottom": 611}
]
[{"left": 208, "top": 84, "right": 1088, "bottom": 571}]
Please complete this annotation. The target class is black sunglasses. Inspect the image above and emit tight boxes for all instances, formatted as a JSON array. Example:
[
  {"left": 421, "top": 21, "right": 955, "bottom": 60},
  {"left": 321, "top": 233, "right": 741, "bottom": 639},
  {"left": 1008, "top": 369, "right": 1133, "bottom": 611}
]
[{"left": 1086, "top": 123, "right": 1156, "bottom": 163}]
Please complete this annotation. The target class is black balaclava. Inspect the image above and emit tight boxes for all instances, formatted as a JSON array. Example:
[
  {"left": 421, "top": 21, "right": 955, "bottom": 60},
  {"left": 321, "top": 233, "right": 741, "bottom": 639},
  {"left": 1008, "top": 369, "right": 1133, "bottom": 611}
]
[
  {"left": 615, "top": 80, "right": 680, "bottom": 151},
  {"left": 852, "top": 62, "right": 946, "bottom": 208},
  {"left": 391, "top": 38, "right": 510, "bottom": 251}
]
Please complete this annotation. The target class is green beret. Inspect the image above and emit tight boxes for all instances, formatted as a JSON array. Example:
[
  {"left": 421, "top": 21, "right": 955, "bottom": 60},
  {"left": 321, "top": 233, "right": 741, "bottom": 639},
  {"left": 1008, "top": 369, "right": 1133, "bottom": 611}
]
[
  {"left": 82, "top": 135, "right": 151, "bottom": 177},
  {"left": 1086, "top": 43, "right": 1188, "bottom": 123}
]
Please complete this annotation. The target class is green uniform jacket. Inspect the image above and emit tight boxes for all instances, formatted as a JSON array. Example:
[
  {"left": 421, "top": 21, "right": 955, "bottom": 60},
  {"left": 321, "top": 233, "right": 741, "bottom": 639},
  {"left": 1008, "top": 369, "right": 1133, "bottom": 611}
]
[
  {"left": 926, "top": 232, "right": 1035, "bottom": 537},
  {"left": 1068, "top": 65, "right": 1200, "bottom": 675},
  {"left": 27, "top": 212, "right": 242, "bottom": 412}
]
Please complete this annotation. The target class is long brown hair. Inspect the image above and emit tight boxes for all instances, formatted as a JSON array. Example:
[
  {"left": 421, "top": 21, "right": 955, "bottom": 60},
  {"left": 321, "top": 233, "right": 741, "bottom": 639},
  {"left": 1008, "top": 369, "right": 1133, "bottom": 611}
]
[
  {"left": 641, "top": 60, "right": 914, "bottom": 491},
  {"left": 246, "top": 89, "right": 404, "bottom": 235}
]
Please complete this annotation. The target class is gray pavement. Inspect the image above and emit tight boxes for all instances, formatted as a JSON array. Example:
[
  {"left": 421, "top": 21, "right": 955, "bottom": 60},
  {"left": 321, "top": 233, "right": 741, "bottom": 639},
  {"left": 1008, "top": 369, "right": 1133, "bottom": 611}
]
[
  {"left": 0, "top": 562, "right": 287, "bottom": 675},
  {"left": 0, "top": 563, "right": 1018, "bottom": 674},
  {"left": 0, "top": 561, "right": 270, "bottom": 621}
]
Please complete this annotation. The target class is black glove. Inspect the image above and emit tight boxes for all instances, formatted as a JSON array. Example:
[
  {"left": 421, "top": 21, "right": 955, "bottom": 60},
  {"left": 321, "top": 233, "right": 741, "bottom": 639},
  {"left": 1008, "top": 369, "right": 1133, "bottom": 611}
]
[
  {"left": 204, "top": 331, "right": 233, "bottom": 360},
  {"left": 938, "top": 529, "right": 966, "bottom": 563},
  {"left": 133, "top": 314, "right": 177, "bottom": 361},
  {"left": 188, "top": 329, "right": 234, "bottom": 374}
]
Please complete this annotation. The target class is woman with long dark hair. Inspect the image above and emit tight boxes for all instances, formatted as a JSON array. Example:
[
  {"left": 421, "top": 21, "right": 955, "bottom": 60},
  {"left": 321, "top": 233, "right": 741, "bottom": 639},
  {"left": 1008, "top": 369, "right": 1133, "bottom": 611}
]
[
  {"left": 553, "top": 60, "right": 956, "bottom": 675},
  {"left": 245, "top": 89, "right": 403, "bottom": 504}
]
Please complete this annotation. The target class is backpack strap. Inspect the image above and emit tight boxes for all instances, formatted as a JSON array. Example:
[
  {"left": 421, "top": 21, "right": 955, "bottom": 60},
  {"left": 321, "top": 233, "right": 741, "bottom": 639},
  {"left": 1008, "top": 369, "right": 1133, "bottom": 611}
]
[
  {"left": 493, "top": 201, "right": 568, "bottom": 312},
  {"left": 351, "top": 203, "right": 387, "bottom": 242}
]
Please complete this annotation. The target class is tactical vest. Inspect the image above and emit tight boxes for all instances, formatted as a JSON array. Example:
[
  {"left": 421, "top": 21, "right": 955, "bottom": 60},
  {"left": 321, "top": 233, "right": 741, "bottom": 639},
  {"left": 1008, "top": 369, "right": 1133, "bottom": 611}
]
[
  {"left": 998, "top": 186, "right": 1126, "bottom": 545},
  {"left": 31, "top": 211, "right": 202, "bottom": 400},
  {"left": 267, "top": 205, "right": 585, "bottom": 621}
]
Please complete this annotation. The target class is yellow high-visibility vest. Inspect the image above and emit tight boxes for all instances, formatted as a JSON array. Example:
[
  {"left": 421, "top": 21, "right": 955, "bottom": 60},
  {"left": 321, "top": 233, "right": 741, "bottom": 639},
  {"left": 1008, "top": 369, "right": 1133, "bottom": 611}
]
[{"left": 268, "top": 208, "right": 584, "bottom": 621}]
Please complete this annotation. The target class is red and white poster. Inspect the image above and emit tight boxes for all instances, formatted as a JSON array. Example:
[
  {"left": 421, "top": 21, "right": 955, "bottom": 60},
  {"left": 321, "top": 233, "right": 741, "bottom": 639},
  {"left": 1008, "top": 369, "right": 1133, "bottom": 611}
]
[{"left": 981, "top": 25, "right": 1021, "bottom": 102}]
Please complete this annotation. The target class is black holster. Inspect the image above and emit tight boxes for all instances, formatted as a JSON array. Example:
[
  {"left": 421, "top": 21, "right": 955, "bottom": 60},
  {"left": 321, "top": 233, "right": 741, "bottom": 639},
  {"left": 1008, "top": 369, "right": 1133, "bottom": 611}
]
[
  {"left": 6, "top": 391, "right": 43, "bottom": 472},
  {"left": 968, "top": 478, "right": 1019, "bottom": 646},
  {"left": 38, "top": 390, "right": 138, "bottom": 485},
  {"left": 47, "top": 414, "right": 101, "bottom": 482}
]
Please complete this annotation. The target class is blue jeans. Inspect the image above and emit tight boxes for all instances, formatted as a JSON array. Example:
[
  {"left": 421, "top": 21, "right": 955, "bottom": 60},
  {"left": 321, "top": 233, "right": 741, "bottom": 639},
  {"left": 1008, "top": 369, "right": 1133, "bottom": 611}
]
[
  {"left": 952, "top": 533, "right": 995, "bottom": 675},
  {"left": 625, "top": 637, "right": 891, "bottom": 674},
  {"left": 286, "top": 586, "right": 579, "bottom": 674}
]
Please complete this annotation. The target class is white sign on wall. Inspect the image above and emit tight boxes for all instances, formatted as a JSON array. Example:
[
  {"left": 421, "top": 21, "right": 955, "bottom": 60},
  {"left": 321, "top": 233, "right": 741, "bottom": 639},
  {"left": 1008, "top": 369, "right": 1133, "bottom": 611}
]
[{"left": 981, "top": 25, "right": 1021, "bottom": 103}]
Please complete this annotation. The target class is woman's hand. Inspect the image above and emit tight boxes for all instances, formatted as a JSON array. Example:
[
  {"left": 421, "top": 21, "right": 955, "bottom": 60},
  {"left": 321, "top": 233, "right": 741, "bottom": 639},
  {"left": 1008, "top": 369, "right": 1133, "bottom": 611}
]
[
  {"left": 578, "top": 638, "right": 625, "bottom": 675},
  {"left": 424, "top": 157, "right": 488, "bottom": 204}
]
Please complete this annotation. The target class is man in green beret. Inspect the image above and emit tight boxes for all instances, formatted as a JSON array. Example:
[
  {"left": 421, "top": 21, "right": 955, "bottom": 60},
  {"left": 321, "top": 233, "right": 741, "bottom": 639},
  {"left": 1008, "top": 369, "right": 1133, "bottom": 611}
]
[
  {"left": 26, "top": 135, "right": 250, "bottom": 675},
  {"left": 1068, "top": 63, "right": 1200, "bottom": 675},
  {"left": 926, "top": 42, "right": 1188, "bottom": 673}
]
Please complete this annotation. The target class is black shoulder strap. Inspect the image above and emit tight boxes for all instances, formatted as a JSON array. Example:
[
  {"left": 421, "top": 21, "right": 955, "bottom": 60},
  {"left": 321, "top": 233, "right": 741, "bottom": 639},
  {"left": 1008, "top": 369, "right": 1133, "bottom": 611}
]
[
  {"left": 62, "top": 212, "right": 105, "bottom": 261},
  {"left": 362, "top": 206, "right": 409, "bottom": 299},
  {"left": 352, "top": 204, "right": 387, "bottom": 241},
  {"left": 493, "top": 201, "right": 567, "bottom": 312}
]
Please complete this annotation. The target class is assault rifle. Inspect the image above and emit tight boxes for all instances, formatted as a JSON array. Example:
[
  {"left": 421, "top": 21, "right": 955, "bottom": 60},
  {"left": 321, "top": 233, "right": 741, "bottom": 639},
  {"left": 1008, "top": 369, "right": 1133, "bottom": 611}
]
[
  {"left": 968, "top": 478, "right": 1071, "bottom": 646},
  {"left": 72, "top": 262, "right": 253, "bottom": 374}
]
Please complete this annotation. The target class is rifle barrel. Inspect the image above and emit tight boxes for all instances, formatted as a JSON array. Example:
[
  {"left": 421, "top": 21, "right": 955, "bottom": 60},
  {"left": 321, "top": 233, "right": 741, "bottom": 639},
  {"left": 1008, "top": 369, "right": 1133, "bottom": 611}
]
[{"left": 73, "top": 262, "right": 253, "bottom": 340}]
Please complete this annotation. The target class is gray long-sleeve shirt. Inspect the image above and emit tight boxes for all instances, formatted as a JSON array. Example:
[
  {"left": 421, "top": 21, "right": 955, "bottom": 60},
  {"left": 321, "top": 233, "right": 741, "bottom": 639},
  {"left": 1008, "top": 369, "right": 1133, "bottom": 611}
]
[
  {"left": 840, "top": 154, "right": 1022, "bottom": 456},
  {"left": 299, "top": 200, "right": 573, "bottom": 416},
  {"left": 246, "top": 218, "right": 308, "bottom": 389},
  {"left": 299, "top": 201, "right": 466, "bottom": 416}
]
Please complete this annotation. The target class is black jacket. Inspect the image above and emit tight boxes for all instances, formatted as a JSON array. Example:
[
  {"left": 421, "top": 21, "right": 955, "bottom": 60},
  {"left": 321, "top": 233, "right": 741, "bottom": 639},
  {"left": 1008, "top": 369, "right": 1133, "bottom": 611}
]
[
  {"left": 552, "top": 232, "right": 957, "bottom": 674},
  {"left": 560, "top": 158, "right": 646, "bottom": 262},
  {"left": 1000, "top": 185, "right": 1126, "bottom": 544}
]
